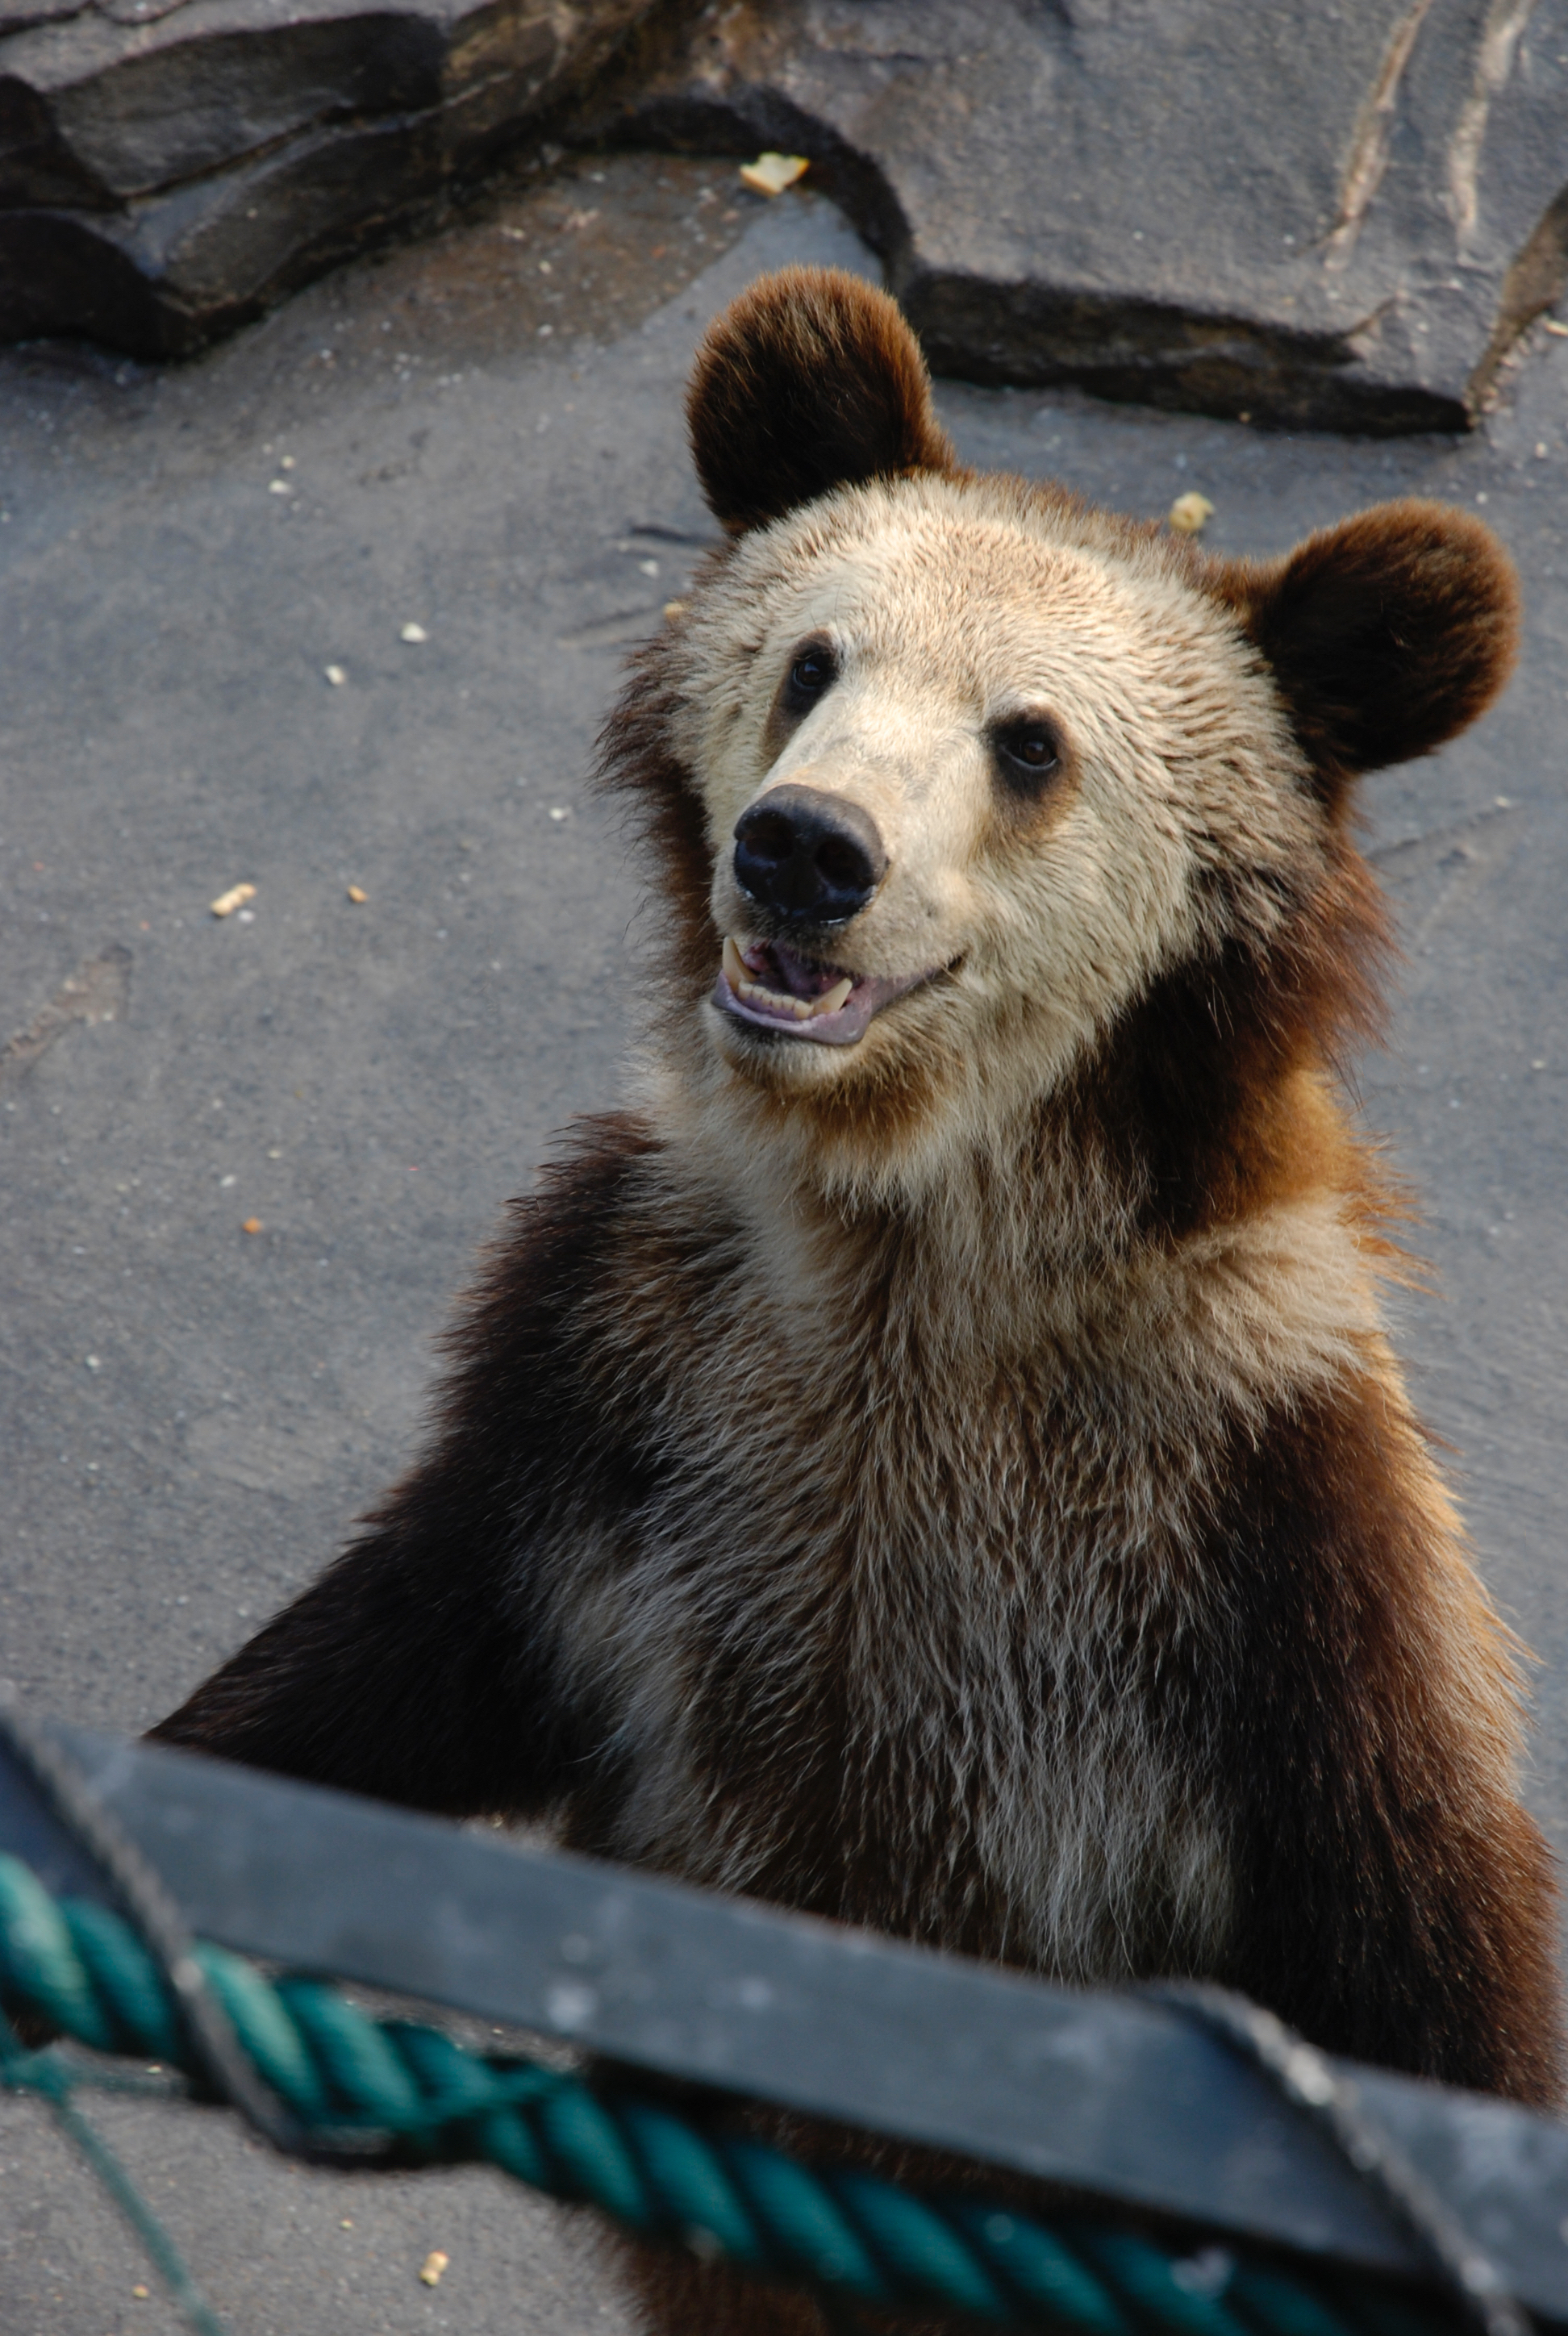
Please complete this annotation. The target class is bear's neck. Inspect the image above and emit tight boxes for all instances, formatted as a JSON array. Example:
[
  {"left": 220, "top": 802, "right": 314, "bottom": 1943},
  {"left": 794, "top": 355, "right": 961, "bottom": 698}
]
[{"left": 642, "top": 1043, "right": 1392, "bottom": 1425}]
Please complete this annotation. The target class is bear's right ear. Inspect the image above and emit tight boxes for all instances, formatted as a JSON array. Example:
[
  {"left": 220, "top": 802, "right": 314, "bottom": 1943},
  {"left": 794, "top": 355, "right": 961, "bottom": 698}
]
[
  {"left": 686, "top": 266, "right": 958, "bottom": 534},
  {"left": 1213, "top": 499, "right": 1520, "bottom": 809}
]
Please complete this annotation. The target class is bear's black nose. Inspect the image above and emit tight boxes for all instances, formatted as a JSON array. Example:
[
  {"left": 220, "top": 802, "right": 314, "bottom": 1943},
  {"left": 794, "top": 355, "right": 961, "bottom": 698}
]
[{"left": 732, "top": 785, "right": 887, "bottom": 925}]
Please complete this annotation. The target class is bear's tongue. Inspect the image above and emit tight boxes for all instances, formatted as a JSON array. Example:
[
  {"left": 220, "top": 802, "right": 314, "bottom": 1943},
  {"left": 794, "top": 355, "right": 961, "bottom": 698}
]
[
  {"left": 743, "top": 940, "right": 846, "bottom": 999},
  {"left": 722, "top": 936, "right": 857, "bottom": 1021}
]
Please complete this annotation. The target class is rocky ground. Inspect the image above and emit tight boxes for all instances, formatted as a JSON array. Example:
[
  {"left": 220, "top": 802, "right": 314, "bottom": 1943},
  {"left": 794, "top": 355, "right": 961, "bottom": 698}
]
[{"left": 0, "top": 146, "right": 1566, "bottom": 2336}]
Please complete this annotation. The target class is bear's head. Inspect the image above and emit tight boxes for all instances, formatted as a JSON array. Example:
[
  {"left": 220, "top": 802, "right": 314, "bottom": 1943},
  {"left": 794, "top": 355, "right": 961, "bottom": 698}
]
[{"left": 602, "top": 268, "right": 1519, "bottom": 1228}]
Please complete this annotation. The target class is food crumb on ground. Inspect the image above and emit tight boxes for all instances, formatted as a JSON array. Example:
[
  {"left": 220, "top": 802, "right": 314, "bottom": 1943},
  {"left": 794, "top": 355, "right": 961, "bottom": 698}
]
[
  {"left": 740, "top": 152, "right": 809, "bottom": 197},
  {"left": 1168, "top": 490, "right": 1215, "bottom": 535}
]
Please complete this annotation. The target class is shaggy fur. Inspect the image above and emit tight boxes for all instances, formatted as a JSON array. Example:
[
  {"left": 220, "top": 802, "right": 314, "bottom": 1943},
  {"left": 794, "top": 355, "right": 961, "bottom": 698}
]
[{"left": 154, "top": 269, "right": 1562, "bottom": 2335}]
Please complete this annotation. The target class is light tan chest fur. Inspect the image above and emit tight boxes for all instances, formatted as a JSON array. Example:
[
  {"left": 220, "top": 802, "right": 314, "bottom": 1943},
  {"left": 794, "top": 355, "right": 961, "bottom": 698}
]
[{"left": 545, "top": 1136, "right": 1386, "bottom": 1983}]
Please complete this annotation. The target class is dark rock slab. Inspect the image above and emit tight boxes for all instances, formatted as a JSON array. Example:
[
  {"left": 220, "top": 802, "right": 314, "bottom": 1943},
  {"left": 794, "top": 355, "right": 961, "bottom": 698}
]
[
  {"left": 0, "top": 0, "right": 657, "bottom": 354},
  {"left": 591, "top": 0, "right": 1568, "bottom": 431}
]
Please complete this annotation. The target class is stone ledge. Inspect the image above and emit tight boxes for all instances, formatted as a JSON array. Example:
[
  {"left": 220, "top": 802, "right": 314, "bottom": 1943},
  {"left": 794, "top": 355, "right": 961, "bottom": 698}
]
[
  {"left": 586, "top": 0, "right": 1568, "bottom": 432},
  {"left": 3, "top": 0, "right": 1566, "bottom": 428},
  {"left": 0, "top": 0, "right": 657, "bottom": 353}
]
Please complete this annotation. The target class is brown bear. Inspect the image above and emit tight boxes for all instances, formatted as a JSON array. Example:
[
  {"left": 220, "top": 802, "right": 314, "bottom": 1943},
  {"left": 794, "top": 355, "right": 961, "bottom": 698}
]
[{"left": 154, "top": 265, "right": 1562, "bottom": 2326}]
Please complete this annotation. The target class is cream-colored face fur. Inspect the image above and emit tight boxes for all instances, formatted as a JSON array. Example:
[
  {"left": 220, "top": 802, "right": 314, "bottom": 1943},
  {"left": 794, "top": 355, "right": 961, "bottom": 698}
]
[{"left": 669, "top": 472, "right": 1326, "bottom": 1145}]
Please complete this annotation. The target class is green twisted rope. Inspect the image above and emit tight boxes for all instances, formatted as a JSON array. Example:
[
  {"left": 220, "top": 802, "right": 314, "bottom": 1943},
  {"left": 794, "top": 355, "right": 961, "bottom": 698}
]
[{"left": 0, "top": 1854, "right": 1453, "bottom": 2336}]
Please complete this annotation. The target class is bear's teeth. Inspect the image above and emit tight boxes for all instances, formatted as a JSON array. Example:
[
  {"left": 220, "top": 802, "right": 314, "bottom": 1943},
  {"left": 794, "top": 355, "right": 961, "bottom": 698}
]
[
  {"left": 722, "top": 935, "right": 750, "bottom": 991},
  {"left": 723, "top": 937, "right": 854, "bottom": 1020},
  {"left": 739, "top": 972, "right": 800, "bottom": 1013}
]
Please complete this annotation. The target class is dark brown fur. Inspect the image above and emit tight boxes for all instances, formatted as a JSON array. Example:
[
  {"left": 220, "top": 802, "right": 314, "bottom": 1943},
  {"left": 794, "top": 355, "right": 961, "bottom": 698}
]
[
  {"left": 1209, "top": 1378, "right": 1560, "bottom": 2100},
  {"left": 686, "top": 267, "right": 960, "bottom": 534},
  {"left": 1215, "top": 499, "right": 1523, "bottom": 807},
  {"left": 1049, "top": 822, "right": 1390, "bottom": 1243}
]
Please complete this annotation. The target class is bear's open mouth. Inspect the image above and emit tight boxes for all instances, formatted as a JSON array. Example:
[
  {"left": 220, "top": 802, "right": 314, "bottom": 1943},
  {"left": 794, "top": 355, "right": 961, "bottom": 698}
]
[{"left": 715, "top": 936, "right": 934, "bottom": 1046}]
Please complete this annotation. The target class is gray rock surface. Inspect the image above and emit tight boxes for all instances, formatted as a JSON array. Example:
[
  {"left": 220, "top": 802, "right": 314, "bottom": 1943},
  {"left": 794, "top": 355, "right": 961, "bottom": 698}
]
[
  {"left": 602, "top": 0, "right": 1568, "bottom": 428},
  {"left": 0, "top": 0, "right": 656, "bottom": 352},
  {"left": 1, "top": 146, "right": 1567, "bottom": 2334},
  {"left": 6, "top": 0, "right": 1568, "bottom": 424}
]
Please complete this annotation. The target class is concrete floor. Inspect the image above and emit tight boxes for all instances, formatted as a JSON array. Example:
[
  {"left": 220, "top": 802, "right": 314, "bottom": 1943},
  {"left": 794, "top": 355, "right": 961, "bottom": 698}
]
[{"left": 1, "top": 148, "right": 1566, "bottom": 2334}]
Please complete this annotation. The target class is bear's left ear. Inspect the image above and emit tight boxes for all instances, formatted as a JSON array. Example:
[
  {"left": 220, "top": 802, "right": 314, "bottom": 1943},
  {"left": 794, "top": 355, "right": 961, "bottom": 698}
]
[
  {"left": 686, "top": 265, "right": 958, "bottom": 534},
  {"left": 1215, "top": 499, "right": 1520, "bottom": 806}
]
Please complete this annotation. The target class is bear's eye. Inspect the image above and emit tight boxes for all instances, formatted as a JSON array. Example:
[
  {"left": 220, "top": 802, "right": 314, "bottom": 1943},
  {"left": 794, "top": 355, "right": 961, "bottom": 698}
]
[
  {"left": 783, "top": 641, "right": 837, "bottom": 711},
  {"left": 992, "top": 717, "right": 1062, "bottom": 797}
]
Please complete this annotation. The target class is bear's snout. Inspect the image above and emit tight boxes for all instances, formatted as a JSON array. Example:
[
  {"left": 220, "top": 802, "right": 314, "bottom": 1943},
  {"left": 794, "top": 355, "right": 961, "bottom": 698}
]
[{"left": 733, "top": 784, "right": 886, "bottom": 927}]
